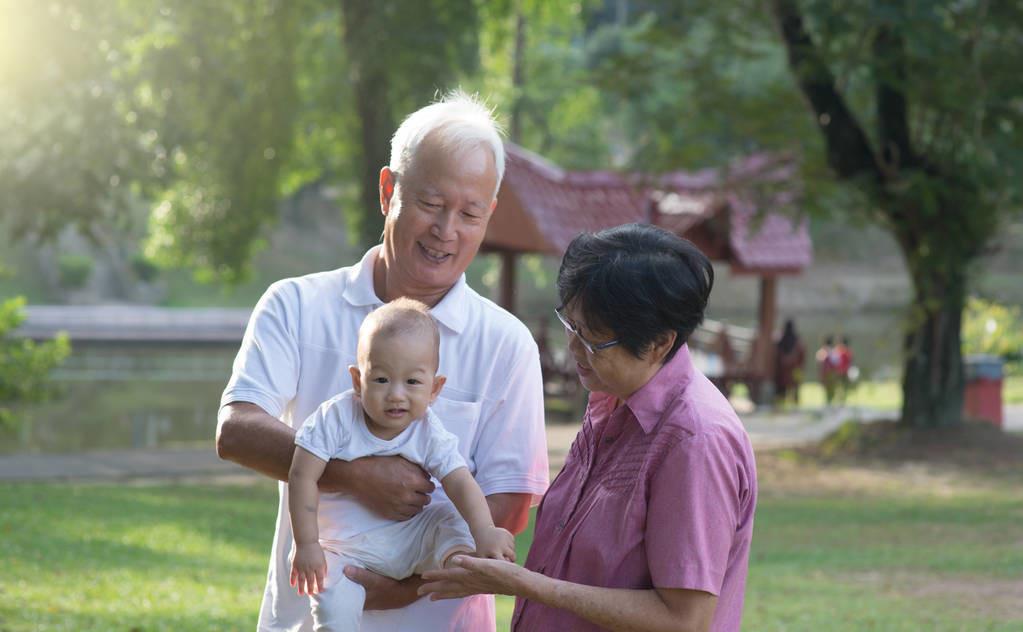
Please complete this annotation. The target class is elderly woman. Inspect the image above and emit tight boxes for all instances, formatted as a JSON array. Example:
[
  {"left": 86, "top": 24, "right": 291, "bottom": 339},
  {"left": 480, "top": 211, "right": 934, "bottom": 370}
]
[{"left": 419, "top": 223, "right": 757, "bottom": 632}]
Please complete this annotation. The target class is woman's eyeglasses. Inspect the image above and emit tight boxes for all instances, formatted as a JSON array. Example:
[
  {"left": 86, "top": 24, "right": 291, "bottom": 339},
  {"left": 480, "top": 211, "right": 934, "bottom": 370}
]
[{"left": 554, "top": 307, "right": 620, "bottom": 355}]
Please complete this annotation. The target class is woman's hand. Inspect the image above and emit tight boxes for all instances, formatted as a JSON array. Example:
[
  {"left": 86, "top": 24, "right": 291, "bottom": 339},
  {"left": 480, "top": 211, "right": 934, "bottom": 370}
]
[{"left": 419, "top": 555, "right": 538, "bottom": 601}]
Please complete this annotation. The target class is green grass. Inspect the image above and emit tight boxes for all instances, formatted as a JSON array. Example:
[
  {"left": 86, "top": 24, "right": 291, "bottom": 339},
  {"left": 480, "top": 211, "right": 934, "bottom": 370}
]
[
  {"left": 1005, "top": 374, "right": 1023, "bottom": 405},
  {"left": 2, "top": 468, "right": 1021, "bottom": 631},
  {"left": 793, "top": 375, "right": 1023, "bottom": 409}
]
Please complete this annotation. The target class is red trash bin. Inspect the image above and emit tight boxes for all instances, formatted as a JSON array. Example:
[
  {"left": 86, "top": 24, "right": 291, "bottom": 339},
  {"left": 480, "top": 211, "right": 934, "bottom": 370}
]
[{"left": 962, "top": 355, "right": 1003, "bottom": 427}]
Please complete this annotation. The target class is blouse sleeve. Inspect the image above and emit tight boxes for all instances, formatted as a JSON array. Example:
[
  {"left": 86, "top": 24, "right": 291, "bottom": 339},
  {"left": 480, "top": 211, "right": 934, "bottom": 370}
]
[{"left": 645, "top": 430, "right": 742, "bottom": 595}]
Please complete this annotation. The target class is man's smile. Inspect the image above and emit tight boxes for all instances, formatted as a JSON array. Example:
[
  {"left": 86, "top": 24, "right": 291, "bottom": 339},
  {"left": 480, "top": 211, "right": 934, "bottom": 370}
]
[{"left": 418, "top": 242, "right": 453, "bottom": 264}]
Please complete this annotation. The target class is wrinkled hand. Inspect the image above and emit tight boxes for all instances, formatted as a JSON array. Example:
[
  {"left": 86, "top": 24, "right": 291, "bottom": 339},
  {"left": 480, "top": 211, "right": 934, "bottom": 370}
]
[
  {"left": 289, "top": 542, "right": 327, "bottom": 596},
  {"left": 472, "top": 526, "right": 516, "bottom": 562},
  {"left": 347, "top": 455, "right": 434, "bottom": 521},
  {"left": 419, "top": 555, "right": 532, "bottom": 601},
  {"left": 343, "top": 565, "right": 423, "bottom": 610}
]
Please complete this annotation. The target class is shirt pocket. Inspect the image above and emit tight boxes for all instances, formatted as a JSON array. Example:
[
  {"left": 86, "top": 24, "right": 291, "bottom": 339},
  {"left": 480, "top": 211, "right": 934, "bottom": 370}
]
[{"left": 430, "top": 394, "right": 483, "bottom": 464}]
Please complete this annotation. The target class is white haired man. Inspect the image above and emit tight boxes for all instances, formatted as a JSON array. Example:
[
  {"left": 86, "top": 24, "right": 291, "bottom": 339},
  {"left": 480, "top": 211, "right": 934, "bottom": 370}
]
[{"left": 217, "top": 91, "right": 549, "bottom": 631}]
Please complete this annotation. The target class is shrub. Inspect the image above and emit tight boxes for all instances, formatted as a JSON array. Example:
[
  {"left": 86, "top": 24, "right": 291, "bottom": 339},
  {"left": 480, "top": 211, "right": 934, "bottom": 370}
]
[{"left": 57, "top": 254, "right": 93, "bottom": 290}]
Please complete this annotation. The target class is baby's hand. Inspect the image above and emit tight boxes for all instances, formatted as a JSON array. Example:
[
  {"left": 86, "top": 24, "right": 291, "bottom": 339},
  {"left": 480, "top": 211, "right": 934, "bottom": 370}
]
[
  {"left": 290, "top": 542, "right": 327, "bottom": 595},
  {"left": 474, "top": 526, "right": 516, "bottom": 563}
]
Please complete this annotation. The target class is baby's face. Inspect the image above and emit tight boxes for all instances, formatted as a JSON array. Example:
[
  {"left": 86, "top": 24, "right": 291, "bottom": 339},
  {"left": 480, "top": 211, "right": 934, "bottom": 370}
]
[{"left": 350, "top": 330, "right": 444, "bottom": 439}]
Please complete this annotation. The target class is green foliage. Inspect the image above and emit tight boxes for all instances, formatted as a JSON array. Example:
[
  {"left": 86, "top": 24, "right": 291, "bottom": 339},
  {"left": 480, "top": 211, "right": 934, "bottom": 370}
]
[
  {"left": 57, "top": 253, "right": 94, "bottom": 290},
  {"left": 135, "top": 0, "right": 303, "bottom": 283},
  {"left": 0, "top": 296, "right": 70, "bottom": 431},
  {"left": 130, "top": 251, "right": 160, "bottom": 283},
  {"left": 963, "top": 297, "right": 1023, "bottom": 372},
  {"left": 0, "top": 1, "right": 158, "bottom": 244}
]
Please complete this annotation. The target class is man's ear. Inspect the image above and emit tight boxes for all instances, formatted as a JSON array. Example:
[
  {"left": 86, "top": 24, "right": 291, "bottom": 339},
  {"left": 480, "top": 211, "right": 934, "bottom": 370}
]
[
  {"left": 379, "top": 167, "right": 396, "bottom": 217},
  {"left": 348, "top": 365, "right": 362, "bottom": 397},
  {"left": 430, "top": 374, "right": 447, "bottom": 403}
]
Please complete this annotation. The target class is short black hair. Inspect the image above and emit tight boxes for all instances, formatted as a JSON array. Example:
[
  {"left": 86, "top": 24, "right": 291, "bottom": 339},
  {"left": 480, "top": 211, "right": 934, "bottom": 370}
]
[{"left": 556, "top": 223, "right": 714, "bottom": 363}]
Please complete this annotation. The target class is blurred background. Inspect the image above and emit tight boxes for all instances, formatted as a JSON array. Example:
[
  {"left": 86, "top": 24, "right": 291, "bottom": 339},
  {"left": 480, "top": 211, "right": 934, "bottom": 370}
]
[{"left": 1, "top": 1, "right": 1022, "bottom": 630}]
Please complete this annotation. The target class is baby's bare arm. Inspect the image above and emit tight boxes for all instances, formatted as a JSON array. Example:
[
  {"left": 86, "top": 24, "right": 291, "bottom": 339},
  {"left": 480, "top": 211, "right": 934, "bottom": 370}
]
[
  {"left": 441, "top": 467, "right": 495, "bottom": 536},
  {"left": 288, "top": 446, "right": 328, "bottom": 545}
]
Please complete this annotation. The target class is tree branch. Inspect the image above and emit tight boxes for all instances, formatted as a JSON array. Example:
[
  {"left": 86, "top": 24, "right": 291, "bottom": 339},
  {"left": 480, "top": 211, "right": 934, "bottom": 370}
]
[
  {"left": 873, "top": 25, "right": 919, "bottom": 175},
  {"left": 768, "top": 0, "right": 882, "bottom": 182}
]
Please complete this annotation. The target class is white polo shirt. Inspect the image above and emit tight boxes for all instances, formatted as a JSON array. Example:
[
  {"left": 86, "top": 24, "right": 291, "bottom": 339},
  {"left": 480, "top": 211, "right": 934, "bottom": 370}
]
[{"left": 221, "top": 246, "right": 549, "bottom": 632}]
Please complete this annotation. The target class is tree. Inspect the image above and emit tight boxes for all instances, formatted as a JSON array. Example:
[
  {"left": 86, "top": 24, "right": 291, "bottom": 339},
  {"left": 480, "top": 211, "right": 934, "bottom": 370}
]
[
  {"left": 582, "top": 1, "right": 1022, "bottom": 428},
  {"left": 766, "top": 0, "right": 1022, "bottom": 427},
  {"left": 338, "top": 0, "right": 483, "bottom": 246}
]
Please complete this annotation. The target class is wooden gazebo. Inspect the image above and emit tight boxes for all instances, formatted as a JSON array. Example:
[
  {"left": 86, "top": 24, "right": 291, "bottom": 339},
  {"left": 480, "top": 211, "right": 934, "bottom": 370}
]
[{"left": 483, "top": 143, "right": 812, "bottom": 401}]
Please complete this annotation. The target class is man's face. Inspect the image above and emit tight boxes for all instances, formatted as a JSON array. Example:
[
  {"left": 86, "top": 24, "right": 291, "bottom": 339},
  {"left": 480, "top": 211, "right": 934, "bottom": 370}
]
[{"left": 379, "top": 135, "right": 498, "bottom": 298}]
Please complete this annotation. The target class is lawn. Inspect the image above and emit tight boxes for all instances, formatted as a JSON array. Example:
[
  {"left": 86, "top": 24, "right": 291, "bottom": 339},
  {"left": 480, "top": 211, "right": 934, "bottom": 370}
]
[
  {"left": 794, "top": 374, "right": 1023, "bottom": 410},
  {"left": 2, "top": 455, "right": 1021, "bottom": 631}
]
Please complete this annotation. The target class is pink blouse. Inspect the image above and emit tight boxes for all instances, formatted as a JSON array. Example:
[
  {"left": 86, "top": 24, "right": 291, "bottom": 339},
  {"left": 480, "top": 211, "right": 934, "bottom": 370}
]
[{"left": 512, "top": 345, "right": 757, "bottom": 632}]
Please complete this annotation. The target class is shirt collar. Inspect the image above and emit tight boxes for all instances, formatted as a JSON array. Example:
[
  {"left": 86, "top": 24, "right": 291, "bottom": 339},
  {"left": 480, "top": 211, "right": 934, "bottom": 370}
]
[
  {"left": 341, "top": 246, "right": 469, "bottom": 334},
  {"left": 624, "top": 344, "right": 695, "bottom": 434}
]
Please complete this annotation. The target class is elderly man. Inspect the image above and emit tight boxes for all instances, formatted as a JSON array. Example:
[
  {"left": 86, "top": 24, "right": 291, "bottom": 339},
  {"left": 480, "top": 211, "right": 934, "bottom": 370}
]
[{"left": 217, "top": 92, "right": 549, "bottom": 631}]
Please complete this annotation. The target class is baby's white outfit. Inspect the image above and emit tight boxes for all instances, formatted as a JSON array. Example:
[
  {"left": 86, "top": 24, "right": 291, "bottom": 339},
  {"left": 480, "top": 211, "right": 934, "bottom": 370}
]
[{"left": 294, "top": 390, "right": 475, "bottom": 631}]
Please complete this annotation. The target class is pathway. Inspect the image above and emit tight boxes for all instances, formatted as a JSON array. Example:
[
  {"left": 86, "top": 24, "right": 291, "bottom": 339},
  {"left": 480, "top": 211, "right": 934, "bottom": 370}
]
[{"left": 2, "top": 405, "right": 1019, "bottom": 482}]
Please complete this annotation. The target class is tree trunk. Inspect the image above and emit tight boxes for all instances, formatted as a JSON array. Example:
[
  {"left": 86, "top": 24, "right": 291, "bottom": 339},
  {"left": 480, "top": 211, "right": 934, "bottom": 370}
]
[
  {"left": 340, "top": 0, "right": 395, "bottom": 248},
  {"left": 900, "top": 263, "right": 966, "bottom": 428}
]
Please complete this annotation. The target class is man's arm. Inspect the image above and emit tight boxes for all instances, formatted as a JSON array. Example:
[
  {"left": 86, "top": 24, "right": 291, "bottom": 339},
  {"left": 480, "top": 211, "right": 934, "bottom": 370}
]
[
  {"left": 487, "top": 492, "right": 532, "bottom": 534},
  {"left": 217, "top": 402, "right": 434, "bottom": 518}
]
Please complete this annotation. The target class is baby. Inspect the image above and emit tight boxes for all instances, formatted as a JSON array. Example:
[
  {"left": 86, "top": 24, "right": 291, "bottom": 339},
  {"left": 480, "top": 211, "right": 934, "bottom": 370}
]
[{"left": 287, "top": 297, "right": 515, "bottom": 630}]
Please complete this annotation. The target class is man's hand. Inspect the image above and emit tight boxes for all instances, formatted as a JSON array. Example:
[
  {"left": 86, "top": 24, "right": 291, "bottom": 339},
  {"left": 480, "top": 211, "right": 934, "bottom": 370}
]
[
  {"left": 340, "top": 455, "right": 435, "bottom": 521},
  {"left": 343, "top": 565, "right": 424, "bottom": 610},
  {"left": 472, "top": 526, "right": 516, "bottom": 562}
]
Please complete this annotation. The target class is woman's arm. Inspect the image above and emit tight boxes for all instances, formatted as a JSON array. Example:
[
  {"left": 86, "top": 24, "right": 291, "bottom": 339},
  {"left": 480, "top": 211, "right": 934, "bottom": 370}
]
[{"left": 420, "top": 556, "right": 717, "bottom": 632}]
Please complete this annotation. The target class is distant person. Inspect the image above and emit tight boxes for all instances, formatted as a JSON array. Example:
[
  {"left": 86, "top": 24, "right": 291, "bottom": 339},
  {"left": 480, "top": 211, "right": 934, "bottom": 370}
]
[
  {"left": 217, "top": 91, "right": 548, "bottom": 631},
  {"left": 816, "top": 335, "right": 838, "bottom": 406},
  {"left": 774, "top": 319, "right": 806, "bottom": 406},
  {"left": 833, "top": 336, "right": 855, "bottom": 404},
  {"left": 287, "top": 299, "right": 515, "bottom": 630}
]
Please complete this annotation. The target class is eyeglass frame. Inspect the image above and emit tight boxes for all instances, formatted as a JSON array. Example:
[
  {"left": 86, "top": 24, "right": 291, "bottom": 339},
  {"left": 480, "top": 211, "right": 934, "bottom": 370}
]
[{"left": 554, "top": 306, "right": 621, "bottom": 355}]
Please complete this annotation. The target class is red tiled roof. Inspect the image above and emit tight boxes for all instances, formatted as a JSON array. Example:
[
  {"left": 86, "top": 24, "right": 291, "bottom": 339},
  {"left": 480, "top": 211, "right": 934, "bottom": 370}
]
[{"left": 487, "top": 143, "right": 812, "bottom": 274}]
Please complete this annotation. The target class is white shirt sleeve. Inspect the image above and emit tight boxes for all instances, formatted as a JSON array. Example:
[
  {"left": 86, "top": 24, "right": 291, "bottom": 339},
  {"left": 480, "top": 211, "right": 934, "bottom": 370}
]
[
  {"left": 220, "top": 280, "right": 300, "bottom": 419},
  {"left": 471, "top": 333, "right": 549, "bottom": 501},
  {"left": 422, "top": 412, "right": 468, "bottom": 481},
  {"left": 294, "top": 395, "right": 352, "bottom": 462}
]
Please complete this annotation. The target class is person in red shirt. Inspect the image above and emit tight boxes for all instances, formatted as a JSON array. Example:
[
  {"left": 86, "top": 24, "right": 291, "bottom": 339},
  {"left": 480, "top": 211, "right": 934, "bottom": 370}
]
[
  {"left": 815, "top": 335, "right": 838, "bottom": 405},
  {"left": 833, "top": 336, "right": 854, "bottom": 404}
]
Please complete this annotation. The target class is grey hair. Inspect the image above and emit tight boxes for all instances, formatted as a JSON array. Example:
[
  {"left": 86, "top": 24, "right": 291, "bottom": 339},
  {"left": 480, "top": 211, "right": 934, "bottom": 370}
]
[{"left": 388, "top": 89, "right": 505, "bottom": 196}]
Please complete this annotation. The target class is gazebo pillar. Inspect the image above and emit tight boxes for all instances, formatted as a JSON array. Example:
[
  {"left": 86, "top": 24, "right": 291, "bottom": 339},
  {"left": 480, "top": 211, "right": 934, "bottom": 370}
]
[
  {"left": 754, "top": 275, "right": 777, "bottom": 405},
  {"left": 498, "top": 251, "right": 518, "bottom": 313}
]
